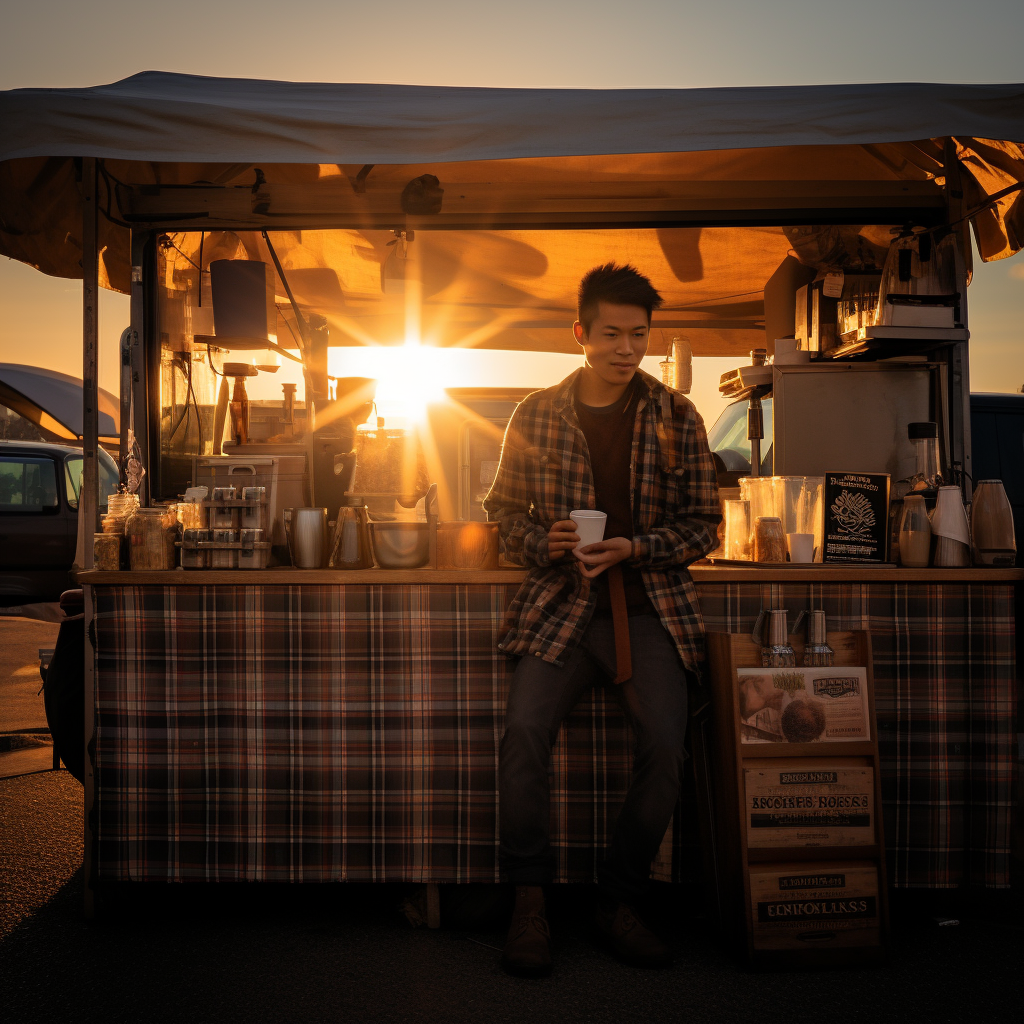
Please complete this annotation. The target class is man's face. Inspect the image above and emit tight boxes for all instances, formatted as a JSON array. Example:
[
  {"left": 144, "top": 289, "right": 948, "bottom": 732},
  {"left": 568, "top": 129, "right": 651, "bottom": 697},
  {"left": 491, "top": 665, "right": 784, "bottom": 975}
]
[{"left": 573, "top": 302, "right": 650, "bottom": 387}]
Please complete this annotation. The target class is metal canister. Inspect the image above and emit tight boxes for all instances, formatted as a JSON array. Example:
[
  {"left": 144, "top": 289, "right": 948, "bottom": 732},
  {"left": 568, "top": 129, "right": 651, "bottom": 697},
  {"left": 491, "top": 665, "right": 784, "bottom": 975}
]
[
  {"left": 760, "top": 608, "right": 796, "bottom": 668},
  {"left": 802, "top": 609, "right": 835, "bottom": 666}
]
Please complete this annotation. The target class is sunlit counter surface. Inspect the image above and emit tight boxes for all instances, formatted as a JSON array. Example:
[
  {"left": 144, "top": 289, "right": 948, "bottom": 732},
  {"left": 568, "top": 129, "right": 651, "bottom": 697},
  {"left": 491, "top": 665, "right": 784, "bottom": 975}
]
[{"left": 80, "top": 565, "right": 1020, "bottom": 889}]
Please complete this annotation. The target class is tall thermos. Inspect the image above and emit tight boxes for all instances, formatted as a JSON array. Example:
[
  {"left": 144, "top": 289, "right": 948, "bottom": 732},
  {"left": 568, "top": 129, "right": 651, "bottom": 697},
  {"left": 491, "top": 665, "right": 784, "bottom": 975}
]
[
  {"left": 970, "top": 480, "right": 1016, "bottom": 567},
  {"left": 930, "top": 486, "right": 971, "bottom": 567}
]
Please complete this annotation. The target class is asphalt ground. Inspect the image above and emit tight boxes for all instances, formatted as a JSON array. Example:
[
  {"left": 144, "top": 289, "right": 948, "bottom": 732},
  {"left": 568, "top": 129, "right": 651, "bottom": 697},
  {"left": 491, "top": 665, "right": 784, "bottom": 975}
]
[
  {"left": 0, "top": 615, "right": 59, "bottom": 735},
  {"left": 1, "top": 770, "right": 1022, "bottom": 1024},
  {"left": 0, "top": 616, "right": 60, "bottom": 781}
]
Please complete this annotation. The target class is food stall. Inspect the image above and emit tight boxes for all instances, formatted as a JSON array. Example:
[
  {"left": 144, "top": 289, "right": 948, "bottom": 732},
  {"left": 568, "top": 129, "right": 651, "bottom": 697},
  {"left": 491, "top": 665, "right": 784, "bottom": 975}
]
[{"left": 2, "top": 74, "right": 1023, "bottom": 910}]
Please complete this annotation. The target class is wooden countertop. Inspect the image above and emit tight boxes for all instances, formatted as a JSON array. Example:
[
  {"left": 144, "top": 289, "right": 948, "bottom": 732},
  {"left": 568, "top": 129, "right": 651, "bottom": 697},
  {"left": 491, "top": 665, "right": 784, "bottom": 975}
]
[{"left": 78, "top": 565, "right": 1024, "bottom": 585}]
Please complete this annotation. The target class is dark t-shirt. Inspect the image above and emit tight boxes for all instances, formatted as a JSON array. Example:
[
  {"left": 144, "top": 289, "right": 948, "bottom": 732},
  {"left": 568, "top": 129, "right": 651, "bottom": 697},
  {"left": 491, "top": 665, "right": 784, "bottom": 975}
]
[{"left": 575, "top": 378, "right": 655, "bottom": 615}]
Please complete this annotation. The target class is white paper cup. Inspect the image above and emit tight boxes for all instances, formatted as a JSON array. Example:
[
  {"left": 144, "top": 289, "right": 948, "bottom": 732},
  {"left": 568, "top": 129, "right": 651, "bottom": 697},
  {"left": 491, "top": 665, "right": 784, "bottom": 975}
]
[
  {"left": 786, "top": 532, "right": 815, "bottom": 563},
  {"left": 570, "top": 510, "right": 607, "bottom": 557}
]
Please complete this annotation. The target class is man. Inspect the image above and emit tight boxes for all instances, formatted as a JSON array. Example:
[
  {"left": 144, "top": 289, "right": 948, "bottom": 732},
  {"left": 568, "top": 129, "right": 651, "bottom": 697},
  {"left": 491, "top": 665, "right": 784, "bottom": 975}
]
[{"left": 484, "top": 263, "right": 721, "bottom": 976}]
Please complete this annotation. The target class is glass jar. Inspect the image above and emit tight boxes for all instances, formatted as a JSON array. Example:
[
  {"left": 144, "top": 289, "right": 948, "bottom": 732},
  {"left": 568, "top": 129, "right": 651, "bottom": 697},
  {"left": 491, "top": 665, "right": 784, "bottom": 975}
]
[
  {"left": 126, "top": 506, "right": 178, "bottom": 570},
  {"left": 753, "top": 516, "right": 786, "bottom": 563},
  {"left": 93, "top": 532, "right": 121, "bottom": 571},
  {"left": 898, "top": 494, "right": 931, "bottom": 567}
]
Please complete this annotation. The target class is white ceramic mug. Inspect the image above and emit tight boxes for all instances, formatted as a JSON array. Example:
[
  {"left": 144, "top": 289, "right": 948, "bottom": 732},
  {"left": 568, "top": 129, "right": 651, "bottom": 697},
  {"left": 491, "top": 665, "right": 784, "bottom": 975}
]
[{"left": 569, "top": 510, "right": 607, "bottom": 557}]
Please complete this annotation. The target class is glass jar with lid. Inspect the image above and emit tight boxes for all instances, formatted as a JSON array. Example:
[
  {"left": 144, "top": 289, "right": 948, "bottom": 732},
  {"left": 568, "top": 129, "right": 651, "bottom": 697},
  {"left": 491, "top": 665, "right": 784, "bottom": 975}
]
[{"left": 126, "top": 506, "right": 178, "bottom": 570}]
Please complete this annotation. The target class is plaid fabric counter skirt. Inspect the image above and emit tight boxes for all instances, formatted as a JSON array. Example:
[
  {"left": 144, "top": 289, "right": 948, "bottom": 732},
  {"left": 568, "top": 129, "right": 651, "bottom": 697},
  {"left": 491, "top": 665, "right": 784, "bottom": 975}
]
[
  {"left": 697, "top": 582, "right": 1017, "bottom": 889},
  {"left": 93, "top": 584, "right": 637, "bottom": 884},
  {"left": 92, "top": 582, "right": 1016, "bottom": 888}
]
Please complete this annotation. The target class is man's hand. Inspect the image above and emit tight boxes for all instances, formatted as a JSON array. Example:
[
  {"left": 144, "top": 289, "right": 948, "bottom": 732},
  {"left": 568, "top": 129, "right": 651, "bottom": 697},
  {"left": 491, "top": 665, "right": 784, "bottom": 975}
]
[
  {"left": 575, "top": 537, "right": 633, "bottom": 579},
  {"left": 547, "top": 519, "right": 581, "bottom": 562}
]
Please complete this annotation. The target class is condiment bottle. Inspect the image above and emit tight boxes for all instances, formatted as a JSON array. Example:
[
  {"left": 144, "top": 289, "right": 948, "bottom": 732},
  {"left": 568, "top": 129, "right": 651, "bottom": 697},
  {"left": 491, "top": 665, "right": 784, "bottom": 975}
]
[{"left": 898, "top": 494, "right": 931, "bottom": 568}]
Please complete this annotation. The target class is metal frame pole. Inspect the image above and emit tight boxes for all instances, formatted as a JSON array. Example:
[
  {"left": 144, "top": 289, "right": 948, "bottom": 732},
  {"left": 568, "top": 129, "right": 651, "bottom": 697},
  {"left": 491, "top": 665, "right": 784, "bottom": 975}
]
[
  {"left": 129, "top": 231, "right": 150, "bottom": 503},
  {"left": 82, "top": 156, "right": 99, "bottom": 918}
]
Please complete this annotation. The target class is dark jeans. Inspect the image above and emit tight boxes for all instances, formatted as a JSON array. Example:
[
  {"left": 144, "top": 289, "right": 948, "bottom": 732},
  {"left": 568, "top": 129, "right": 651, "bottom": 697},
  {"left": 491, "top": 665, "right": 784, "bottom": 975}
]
[{"left": 499, "top": 613, "right": 690, "bottom": 903}]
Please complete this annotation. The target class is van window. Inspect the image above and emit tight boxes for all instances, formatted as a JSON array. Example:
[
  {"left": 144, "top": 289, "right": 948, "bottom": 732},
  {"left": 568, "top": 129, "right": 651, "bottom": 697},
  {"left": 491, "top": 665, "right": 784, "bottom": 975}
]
[
  {"left": 0, "top": 457, "right": 60, "bottom": 512},
  {"left": 707, "top": 398, "right": 774, "bottom": 475},
  {"left": 64, "top": 453, "right": 118, "bottom": 512}
]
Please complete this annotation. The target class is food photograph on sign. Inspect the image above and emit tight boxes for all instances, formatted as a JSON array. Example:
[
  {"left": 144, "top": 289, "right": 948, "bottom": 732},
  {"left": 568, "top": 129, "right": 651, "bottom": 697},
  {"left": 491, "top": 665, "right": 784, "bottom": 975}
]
[{"left": 736, "top": 667, "right": 871, "bottom": 744}]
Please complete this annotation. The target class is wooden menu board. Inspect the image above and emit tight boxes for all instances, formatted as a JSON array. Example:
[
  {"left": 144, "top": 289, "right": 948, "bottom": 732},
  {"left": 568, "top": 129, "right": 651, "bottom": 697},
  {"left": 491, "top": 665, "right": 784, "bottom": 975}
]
[
  {"left": 703, "top": 629, "right": 888, "bottom": 966},
  {"left": 749, "top": 861, "right": 882, "bottom": 951},
  {"left": 745, "top": 762, "right": 875, "bottom": 848}
]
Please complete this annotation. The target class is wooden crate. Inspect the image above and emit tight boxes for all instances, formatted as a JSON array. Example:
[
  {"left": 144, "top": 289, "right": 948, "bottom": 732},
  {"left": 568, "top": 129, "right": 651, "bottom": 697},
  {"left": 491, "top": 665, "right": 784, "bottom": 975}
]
[{"left": 704, "top": 630, "right": 888, "bottom": 966}]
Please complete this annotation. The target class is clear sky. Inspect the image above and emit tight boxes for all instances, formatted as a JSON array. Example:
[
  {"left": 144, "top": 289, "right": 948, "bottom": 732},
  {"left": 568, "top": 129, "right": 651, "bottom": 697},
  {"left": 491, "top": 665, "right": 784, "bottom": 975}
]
[{"left": 1, "top": 0, "right": 1022, "bottom": 422}]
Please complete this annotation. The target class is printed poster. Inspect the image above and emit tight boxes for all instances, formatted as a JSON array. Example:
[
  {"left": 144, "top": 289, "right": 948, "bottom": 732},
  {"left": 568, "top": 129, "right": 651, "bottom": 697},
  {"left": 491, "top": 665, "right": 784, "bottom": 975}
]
[
  {"left": 822, "top": 472, "right": 890, "bottom": 563},
  {"left": 736, "top": 666, "right": 870, "bottom": 744}
]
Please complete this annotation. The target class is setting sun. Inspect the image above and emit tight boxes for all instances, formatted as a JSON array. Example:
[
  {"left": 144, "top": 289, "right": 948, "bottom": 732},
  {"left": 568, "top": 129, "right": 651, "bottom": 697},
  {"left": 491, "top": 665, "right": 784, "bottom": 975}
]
[{"left": 328, "top": 339, "right": 450, "bottom": 425}]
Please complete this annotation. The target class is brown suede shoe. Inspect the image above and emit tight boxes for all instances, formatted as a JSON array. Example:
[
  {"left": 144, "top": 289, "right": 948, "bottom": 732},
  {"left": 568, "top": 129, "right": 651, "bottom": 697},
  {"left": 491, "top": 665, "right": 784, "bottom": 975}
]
[
  {"left": 594, "top": 901, "right": 673, "bottom": 969},
  {"left": 501, "top": 885, "right": 552, "bottom": 977}
]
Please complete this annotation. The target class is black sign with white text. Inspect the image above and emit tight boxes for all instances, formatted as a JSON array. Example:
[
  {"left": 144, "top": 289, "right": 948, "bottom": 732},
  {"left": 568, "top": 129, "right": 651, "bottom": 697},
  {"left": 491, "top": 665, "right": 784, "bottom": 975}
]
[{"left": 822, "top": 472, "right": 890, "bottom": 563}]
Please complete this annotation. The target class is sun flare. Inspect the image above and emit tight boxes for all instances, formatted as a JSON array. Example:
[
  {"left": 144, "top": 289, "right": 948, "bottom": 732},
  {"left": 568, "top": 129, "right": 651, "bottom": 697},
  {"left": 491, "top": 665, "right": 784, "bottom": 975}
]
[{"left": 329, "top": 339, "right": 449, "bottom": 425}]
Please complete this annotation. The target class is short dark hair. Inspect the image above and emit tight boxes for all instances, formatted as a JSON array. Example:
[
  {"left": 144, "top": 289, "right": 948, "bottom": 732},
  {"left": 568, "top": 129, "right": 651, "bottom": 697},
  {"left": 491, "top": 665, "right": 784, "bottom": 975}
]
[{"left": 577, "top": 263, "right": 663, "bottom": 333}]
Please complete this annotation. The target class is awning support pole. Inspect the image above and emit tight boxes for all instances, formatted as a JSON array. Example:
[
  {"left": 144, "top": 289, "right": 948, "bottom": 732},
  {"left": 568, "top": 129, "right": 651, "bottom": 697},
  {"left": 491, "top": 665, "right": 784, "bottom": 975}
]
[
  {"left": 129, "top": 231, "right": 150, "bottom": 503},
  {"left": 82, "top": 156, "right": 99, "bottom": 920},
  {"left": 82, "top": 158, "right": 99, "bottom": 547}
]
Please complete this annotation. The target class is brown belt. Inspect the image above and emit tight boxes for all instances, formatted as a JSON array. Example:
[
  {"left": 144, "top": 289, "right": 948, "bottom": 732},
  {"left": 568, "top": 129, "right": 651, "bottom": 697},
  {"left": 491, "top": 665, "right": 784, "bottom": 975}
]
[{"left": 607, "top": 563, "right": 632, "bottom": 684}]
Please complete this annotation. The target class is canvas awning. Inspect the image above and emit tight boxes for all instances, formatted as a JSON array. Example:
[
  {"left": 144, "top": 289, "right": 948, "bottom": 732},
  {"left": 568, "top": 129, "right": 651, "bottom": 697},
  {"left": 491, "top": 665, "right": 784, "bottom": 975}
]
[{"left": 1, "top": 73, "right": 1021, "bottom": 355}]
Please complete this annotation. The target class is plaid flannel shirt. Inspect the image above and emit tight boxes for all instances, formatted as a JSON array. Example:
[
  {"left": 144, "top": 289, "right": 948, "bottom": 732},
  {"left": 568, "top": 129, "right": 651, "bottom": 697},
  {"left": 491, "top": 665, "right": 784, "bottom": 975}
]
[{"left": 483, "top": 368, "right": 722, "bottom": 675}]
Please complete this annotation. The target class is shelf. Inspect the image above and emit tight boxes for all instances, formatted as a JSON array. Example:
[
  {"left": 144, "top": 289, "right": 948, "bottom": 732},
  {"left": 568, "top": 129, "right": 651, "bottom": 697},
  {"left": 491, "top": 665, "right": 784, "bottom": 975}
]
[{"left": 829, "top": 325, "right": 969, "bottom": 361}]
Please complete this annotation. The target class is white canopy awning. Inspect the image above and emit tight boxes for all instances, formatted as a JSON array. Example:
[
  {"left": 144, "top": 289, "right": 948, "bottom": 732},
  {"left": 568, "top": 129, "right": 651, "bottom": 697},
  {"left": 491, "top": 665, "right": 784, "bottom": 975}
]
[{"left": 1, "top": 73, "right": 1021, "bottom": 355}]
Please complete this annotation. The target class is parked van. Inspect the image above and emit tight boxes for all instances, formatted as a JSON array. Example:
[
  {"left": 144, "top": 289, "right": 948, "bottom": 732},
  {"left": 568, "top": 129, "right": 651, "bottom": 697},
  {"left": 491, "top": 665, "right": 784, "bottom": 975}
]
[{"left": 0, "top": 440, "right": 118, "bottom": 604}]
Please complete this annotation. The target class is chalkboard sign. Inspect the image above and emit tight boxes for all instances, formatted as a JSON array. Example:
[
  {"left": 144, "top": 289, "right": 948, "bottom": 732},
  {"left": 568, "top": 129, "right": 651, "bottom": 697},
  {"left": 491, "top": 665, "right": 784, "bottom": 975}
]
[{"left": 822, "top": 472, "right": 891, "bottom": 563}]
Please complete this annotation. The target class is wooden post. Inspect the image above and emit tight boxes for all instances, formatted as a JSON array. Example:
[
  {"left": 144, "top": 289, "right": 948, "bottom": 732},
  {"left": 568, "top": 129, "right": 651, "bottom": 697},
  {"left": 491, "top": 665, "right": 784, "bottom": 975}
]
[{"left": 82, "top": 156, "right": 99, "bottom": 919}]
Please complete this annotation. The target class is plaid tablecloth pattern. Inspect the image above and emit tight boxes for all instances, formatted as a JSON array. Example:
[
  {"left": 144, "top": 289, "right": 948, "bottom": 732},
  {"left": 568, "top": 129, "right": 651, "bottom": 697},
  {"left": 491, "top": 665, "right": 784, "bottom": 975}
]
[
  {"left": 696, "top": 582, "right": 1017, "bottom": 888},
  {"left": 92, "top": 584, "right": 635, "bottom": 883},
  {"left": 93, "top": 582, "right": 1016, "bottom": 888}
]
